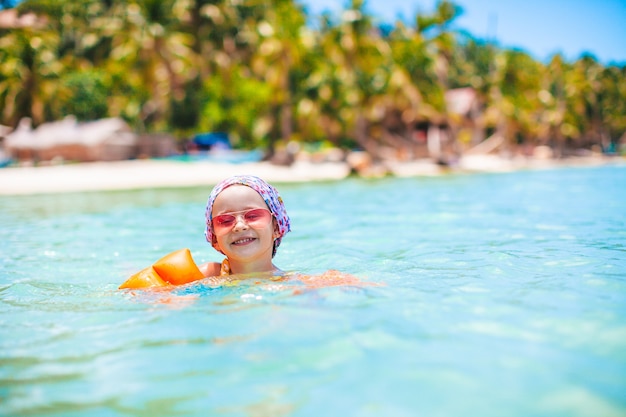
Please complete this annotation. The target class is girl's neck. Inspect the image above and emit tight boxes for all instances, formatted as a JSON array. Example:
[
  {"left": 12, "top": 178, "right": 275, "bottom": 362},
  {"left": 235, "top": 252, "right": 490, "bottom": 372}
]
[{"left": 227, "top": 258, "right": 277, "bottom": 275}]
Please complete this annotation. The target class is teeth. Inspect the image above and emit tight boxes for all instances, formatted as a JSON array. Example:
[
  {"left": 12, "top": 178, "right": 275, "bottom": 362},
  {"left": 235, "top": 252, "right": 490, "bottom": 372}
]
[{"left": 234, "top": 238, "right": 255, "bottom": 245}]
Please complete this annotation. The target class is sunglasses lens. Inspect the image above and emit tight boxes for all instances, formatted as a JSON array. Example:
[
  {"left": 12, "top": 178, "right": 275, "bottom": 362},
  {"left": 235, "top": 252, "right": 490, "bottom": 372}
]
[
  {"left": 243, "top": 208, "right": 271, "bottom": 224},
  {"left": 213, "top": 214, "right": 236, "bottom": 230}
]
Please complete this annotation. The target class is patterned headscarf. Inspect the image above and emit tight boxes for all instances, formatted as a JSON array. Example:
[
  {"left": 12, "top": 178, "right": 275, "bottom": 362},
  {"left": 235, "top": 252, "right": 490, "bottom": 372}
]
[{"left": 205, "top": 175, "right": 291, "bottom": 257}]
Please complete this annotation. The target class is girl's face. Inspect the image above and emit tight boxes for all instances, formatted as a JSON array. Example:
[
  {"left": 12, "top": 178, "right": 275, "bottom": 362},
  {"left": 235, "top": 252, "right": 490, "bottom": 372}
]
[{"left": 211, "top": 185, "right": 277, "bottom": 264}]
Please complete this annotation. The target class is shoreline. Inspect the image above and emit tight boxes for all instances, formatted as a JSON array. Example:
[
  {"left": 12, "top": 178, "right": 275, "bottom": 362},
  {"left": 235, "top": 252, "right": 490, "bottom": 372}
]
[
  {"left": 0, "top": 159, "right": 352, "bottom": 195},
  {"left": 0, "top": 155, "right": 623, "bottom": 196}
]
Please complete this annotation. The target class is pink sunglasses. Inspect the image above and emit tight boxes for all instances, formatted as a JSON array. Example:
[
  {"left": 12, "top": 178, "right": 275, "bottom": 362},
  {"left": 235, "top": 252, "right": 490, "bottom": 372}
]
[{"left": 212, "top": 208, "right": 273, "bottom": 235}]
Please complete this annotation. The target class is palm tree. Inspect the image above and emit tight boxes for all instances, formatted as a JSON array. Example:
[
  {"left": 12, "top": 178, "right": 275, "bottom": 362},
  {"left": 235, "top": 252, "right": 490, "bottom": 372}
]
[
  {"left": 597, "top": 65, "right": 626, "bottom": 152},
  {"left": 386, "top": 1, "right": 462, "bottom": 161},
  {"left": 534, "top": 54, "right": 569, "bottom": 156},
  {"left": 448, "top": 36, "right": 497, "bottom": 147},
  {"left": 195, "top": 0, "right": 279, "bottom": 148},
  {"left": 313, "top": 0, "right": 391, "bottom": 158},
  {"left": 249, "top": 0, "right": 308, "bottom": 156},
  {"left": 419, "top": 0, "right": 462, "bottom": 92},
  {"left": 569, "top": 54, "right": 608, "bottom": 152},
  {"left": 102, "top": 0, "right": 195, "bottom": 131},
  {"left": 0, "top": 26, "right": 61, "bottom": 126}
]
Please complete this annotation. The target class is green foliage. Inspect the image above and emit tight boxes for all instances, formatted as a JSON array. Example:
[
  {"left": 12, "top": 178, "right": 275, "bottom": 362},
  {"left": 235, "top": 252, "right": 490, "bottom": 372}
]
[
  {"left": 0, "top": 0, "right": 624, "bottom": 155},
  {"left": 57, "top": 70, "right": 109, "bottom": 121},
  {"left": 199, "top": 70, "right": 272, "bottom": 148}
]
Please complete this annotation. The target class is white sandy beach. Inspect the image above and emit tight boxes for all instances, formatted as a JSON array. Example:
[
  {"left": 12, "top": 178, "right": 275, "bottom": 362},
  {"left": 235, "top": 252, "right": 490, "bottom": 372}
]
[
  {"left": 0, "top": 154, "right": 622, "bottom": 196},
  {"left": 0, "top": 159, "right": 353, "bottom": 195}
]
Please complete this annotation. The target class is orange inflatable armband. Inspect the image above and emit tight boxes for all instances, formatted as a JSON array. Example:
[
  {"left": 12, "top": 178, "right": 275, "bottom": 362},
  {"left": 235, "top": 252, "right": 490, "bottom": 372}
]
[
  {"left": 119, "top": 248, "right": 205, "bottom": 289},
  {"left": 119, "top": 266, "right": 168, "bottom": 289},
  {"left": 152, "top": 248, "right": 205, "bottom": 286}
]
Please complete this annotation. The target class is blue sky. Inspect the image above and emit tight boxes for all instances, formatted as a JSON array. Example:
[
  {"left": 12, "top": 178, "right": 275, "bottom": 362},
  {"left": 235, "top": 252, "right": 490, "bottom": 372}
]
[{"left": 300, "top": 0, "right": 626, "bottom": 65}]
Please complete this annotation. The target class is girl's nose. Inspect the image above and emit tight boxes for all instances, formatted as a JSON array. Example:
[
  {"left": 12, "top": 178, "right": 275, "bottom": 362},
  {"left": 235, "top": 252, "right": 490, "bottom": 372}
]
[{"left": 232, "top": 215, "right": 249, "bottom": 231}]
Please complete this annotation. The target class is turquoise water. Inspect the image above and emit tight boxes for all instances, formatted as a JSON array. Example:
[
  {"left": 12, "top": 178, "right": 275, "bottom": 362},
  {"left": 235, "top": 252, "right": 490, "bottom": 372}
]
[{"left": 1, "top": 165, "right": 625, "bottom": 417}]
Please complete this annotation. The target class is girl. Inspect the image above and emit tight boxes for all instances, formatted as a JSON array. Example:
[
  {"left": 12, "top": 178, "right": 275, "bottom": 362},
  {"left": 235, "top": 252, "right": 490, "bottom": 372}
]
[
  {"left": 199, "top": 175, "right": 291, "bottom": 278},
  {"left": 120, "top": 175, "right": 363, "bottom": 289}
]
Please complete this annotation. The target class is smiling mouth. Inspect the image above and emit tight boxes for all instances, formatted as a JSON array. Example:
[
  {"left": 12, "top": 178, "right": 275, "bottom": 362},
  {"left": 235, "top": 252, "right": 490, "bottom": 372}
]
[{"left": 232, "top": 237, "right": 256, "bottom": 246}]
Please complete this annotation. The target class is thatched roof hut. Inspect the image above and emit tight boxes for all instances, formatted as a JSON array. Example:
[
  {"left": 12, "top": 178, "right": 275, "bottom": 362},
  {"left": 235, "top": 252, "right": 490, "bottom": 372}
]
[{"left": 5, "top": 117, "right": 138, "bottom": 163}]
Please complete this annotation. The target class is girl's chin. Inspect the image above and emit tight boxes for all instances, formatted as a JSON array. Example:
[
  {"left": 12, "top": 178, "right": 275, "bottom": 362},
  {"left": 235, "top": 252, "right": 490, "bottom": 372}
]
[
  {"left": 224, "top": 244, "right": 274, "bottom": 262},
  {"left": 225, "top": 242, "right": 262, "bottom": 257}
]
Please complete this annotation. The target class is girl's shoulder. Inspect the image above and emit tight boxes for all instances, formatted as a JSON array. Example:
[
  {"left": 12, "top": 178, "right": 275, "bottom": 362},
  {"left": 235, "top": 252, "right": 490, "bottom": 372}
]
[{"left": 198, "top": 261, "right": 222, "bottom": 278}]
